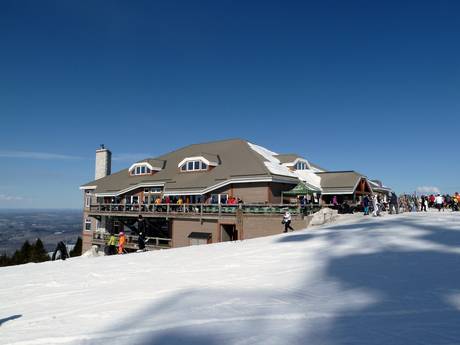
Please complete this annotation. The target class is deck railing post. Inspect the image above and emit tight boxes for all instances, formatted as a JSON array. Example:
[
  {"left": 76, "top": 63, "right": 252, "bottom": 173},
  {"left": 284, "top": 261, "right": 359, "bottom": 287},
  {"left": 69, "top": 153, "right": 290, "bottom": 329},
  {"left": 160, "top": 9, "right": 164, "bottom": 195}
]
[{"left": 167, "top": 203, "right": 170, "bottom": 216}]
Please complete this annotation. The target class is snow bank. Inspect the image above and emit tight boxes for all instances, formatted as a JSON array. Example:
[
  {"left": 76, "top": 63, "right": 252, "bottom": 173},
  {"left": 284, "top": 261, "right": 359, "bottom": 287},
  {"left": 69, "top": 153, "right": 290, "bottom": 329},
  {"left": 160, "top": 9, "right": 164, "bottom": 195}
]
[
  {"left": 81, "top": 245, "right": 105, "bottom": 257},
  {"left": 2, "top": 212, "right": 460, "bottom": 345},
  {"left": 309, "top": 207, "right": 339, "bottom": 226}
]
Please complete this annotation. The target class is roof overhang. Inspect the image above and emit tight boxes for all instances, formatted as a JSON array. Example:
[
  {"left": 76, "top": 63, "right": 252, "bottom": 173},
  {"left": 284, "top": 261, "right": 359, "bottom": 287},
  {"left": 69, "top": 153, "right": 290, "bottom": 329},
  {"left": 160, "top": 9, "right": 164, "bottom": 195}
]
[
  {"left": 95, "top": 182, "right": 166, "bottom": 197},
  {"left": 163, "top": 176, "right": 297, "bottom": 196},
  {"left": 79, "top": 185, "right": 97, "bottom": 190}
]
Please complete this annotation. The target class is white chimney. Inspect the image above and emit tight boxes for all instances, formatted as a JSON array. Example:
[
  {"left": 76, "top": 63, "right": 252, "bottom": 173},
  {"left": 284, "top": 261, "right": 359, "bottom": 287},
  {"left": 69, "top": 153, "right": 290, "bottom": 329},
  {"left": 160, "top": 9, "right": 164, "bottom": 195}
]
[{"left": 95, "top": 144, "right": 112, "bottom": 180}]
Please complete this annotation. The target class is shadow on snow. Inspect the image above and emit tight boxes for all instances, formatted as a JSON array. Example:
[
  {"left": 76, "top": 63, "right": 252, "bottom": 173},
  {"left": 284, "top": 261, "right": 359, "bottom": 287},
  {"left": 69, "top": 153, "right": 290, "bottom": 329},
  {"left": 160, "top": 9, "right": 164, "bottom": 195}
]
[
  {"left": 96, "top": 214, "right": 460, "bottom": 345},
  {"left": 0, "top": 314, "right": 22, "bottom": 327}
]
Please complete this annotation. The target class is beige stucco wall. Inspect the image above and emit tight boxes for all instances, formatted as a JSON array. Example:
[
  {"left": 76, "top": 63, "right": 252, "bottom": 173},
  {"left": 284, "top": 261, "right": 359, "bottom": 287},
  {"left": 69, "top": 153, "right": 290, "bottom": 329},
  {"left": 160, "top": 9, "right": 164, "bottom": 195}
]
[
  {"left": 172, "top": 219, "right": 219, "bottom": 248},
  {"left": 209, "top": 182, "right": 270, "bottom": 204},
  {"left": 242, "top": 215, "right": 310, "bottom": 240}
]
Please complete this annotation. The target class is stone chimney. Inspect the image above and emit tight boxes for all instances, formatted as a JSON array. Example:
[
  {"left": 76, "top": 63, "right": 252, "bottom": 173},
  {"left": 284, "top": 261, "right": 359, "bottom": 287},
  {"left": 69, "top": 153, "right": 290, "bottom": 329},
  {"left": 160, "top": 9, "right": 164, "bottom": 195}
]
[{"left": 95, "top": 144, "right": 112, "bottom": 180}]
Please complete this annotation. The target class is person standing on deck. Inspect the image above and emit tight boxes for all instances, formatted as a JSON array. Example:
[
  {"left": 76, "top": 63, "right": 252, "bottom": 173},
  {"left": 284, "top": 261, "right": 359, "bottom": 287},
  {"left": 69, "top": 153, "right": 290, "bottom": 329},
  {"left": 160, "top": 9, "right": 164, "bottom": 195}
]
[{"left": 283, "top": 211, "right": 294, "bottom": 232}]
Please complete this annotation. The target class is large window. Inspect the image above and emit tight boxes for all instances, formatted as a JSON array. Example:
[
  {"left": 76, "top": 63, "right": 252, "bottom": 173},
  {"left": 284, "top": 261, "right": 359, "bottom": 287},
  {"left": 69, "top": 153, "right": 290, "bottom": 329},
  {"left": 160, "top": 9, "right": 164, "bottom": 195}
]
[
  {"left": 180, "top": 160, "right": 208, "bottom": 172},
  {"left": 125, "top": 195, "right": 139, "bottom": 204},
  {"left": 85, "top": 218, "right": 92, "bottom": 231}
]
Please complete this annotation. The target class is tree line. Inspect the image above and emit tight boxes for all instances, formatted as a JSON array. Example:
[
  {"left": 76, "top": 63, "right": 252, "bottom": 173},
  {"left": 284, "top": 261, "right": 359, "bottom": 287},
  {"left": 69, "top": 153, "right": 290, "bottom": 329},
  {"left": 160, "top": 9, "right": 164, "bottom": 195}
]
[{"left": 0, "top": 237, "right": 82, "bottom": 267}]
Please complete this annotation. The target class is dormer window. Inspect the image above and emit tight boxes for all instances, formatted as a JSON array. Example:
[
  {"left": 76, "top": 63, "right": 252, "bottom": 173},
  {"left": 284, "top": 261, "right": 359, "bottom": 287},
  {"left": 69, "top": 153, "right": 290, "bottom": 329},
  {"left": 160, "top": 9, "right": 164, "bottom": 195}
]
[
  {"left": 178, "top": 156, "right": 217, "bottom": 172},
  {"left": 180, "top": 160, "right": 208, "bottom": 172},
  {"left": 129, "top": 162, "right": 160, "bottom": 176},
  {"left": 295, "top": 161, "right": 308, "bottom": 170}
]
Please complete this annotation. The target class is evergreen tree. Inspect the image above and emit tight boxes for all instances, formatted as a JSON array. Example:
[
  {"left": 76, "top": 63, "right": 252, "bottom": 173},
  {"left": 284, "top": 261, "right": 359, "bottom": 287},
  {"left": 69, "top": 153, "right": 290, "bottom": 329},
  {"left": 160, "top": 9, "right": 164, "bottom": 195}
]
[
  {"left": 32, "top": 238, "right": 50, "bottom": 262},
  {"left": 20, "top": 240, "right": 33, "bottom": 263},
  {"left": 11, "top": 248, "right": 24, "bottom": 265},
  {"left": 70, "top": 237, "right": 82, "bottom": 257},
  {"left": 0, "top": 253, "right": 11, "bottom": 267}
]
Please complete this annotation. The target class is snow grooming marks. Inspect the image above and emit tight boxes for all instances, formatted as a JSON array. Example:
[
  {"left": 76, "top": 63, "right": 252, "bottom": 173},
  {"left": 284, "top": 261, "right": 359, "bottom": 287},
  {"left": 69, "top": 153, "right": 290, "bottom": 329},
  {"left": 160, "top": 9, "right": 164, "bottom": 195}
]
[{"left": 2, "top": 212, "right": 460, "bottom": 345}]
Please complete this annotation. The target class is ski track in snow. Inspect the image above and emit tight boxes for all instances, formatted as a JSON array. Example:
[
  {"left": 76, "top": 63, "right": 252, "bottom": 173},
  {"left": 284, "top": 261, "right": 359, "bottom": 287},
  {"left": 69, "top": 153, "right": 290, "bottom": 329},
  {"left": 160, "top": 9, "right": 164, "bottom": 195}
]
[{"left": 2, "top": 211, "right": 460, "bottom": 345}]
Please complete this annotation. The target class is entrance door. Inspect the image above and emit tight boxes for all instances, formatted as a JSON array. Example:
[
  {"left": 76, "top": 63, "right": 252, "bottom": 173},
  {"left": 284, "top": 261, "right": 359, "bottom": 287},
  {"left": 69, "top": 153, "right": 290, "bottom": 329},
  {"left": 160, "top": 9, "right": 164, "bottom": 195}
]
[{"left": 221, "top": 224, "right": 238, "bottom": 242}]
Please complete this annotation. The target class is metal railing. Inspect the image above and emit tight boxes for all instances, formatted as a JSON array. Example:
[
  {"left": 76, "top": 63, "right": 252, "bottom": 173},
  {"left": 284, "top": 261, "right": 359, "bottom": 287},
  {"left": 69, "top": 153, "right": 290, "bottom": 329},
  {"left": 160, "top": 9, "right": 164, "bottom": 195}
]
[{"left": 89, "top": 203, "right": 322, "bottom": 217}]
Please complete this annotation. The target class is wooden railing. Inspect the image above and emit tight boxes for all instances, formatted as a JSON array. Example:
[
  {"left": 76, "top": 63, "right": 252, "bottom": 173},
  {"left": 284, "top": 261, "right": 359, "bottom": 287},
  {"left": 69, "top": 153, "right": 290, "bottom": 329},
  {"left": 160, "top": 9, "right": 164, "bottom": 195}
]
[
  {"left": 93, "top": 232, "right": 171, "bottom": 249},
  {"left": 89, "top": 203, "right": 322, "bottom": 217}
]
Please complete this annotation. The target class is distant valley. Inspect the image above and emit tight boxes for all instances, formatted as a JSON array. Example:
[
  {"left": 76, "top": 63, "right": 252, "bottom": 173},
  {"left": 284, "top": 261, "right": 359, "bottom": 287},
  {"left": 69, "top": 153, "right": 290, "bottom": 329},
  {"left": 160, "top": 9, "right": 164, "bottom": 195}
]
[{"left": 0, "top": 209, "right": 82, "bottom": 255}]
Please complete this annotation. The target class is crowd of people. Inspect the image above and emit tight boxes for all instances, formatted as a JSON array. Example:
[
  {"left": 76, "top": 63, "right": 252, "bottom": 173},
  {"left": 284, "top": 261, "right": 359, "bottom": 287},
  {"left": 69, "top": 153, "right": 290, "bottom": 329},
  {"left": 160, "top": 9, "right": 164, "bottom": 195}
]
[
  {"left": 399, "top": 193, "right": 460, "bottom": 213},
  {"left": 330, "top": 192, "right": 460, "bottom": 217}
]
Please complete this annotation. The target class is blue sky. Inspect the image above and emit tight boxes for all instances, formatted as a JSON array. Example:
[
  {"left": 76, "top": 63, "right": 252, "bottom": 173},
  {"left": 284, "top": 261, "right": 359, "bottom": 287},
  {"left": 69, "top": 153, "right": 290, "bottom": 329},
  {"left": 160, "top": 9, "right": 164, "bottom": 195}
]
[{"left": 0, "top": 0, "right": 459, "bottom": 208}]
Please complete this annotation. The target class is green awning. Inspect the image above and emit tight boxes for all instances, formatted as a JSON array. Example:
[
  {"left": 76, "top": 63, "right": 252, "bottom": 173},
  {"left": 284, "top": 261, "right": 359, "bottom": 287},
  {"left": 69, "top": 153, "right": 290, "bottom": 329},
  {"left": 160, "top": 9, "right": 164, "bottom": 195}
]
[{"left": 283, "top": 182, "right": 319, "bottom": 196}]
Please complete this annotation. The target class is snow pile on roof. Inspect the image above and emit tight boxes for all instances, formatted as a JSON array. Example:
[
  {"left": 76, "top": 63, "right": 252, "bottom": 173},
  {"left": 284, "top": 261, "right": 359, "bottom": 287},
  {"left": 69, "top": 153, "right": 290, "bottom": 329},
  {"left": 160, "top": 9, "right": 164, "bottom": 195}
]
[
  {"left": 247, "top": 142, "right": 303, "bottom": 178},
  {"left": 248, "top": 142, "right": 322, "bottom": 189},
  {"left": 293, "top": 169, "right": 322, "bottom": 190}
]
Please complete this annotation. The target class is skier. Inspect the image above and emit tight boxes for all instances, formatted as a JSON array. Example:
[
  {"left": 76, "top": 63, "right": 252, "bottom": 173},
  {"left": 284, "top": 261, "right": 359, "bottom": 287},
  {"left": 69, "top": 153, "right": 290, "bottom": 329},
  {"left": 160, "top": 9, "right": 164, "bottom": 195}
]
[
  {"left": 106, "top": 233, "right": 117, "bottom": 255},
  {"left": 362, "top": 195, "right": 370, "bottom": 215},
  {"left": 420, "top": 196, "right": 428, "bottom": 212},
  {"left": 389, "top": 192, "right": 399, "bottom": 214},
  {"left": 118, "top": 231, "right": 126, "bottom": 254},
  {"left": 138, "top": 231, "right": 146, "bottom": 251},
  {"left": 372, "top": 194, "right": 380, "bottom": 217},
  {"left": 282, "top": 211, "right": 294, "bottom": 233},
  {"left": 435, "top": 194, "right": 444, "bottom": 212},
  {"left": 52, "top": 241, "right": 69, "bottom": 260}
]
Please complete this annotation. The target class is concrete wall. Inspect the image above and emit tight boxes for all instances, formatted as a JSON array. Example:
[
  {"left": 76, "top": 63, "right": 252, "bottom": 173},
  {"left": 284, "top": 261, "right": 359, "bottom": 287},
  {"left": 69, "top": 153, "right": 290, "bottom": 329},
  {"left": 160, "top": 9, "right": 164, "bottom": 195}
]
[{"left": 172, "top": 219, "right": 219, "bottom": 248}]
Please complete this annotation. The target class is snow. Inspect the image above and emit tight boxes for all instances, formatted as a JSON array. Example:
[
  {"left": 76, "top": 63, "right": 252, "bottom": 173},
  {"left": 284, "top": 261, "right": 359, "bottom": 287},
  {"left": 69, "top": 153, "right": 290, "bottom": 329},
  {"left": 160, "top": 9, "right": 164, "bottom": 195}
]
[
  {"left": 247, "top": 142, "right": 321, "bottom": 189},
  {"left": 292, "top": 169, "right": 322, "bottom": 190},
  {"left": 2, "top": 212, "right": 460, "bottom": 345}
]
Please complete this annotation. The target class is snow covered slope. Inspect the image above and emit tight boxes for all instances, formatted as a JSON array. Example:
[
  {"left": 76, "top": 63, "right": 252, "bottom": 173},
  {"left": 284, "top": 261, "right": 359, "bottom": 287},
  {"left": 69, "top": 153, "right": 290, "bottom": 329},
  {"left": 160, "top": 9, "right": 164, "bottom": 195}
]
[{"left": 2, "top": 212, "right": 460, "bottom": 345}]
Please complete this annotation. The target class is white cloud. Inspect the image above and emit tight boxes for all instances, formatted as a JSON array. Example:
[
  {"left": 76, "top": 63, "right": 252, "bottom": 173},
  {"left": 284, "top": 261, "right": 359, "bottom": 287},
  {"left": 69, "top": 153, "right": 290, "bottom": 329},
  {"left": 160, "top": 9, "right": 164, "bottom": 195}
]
[
  {"left": 0, "top": 194, "right": 27, "bottom": 202},
  {"left": 0, "top": 150, "right": 82, "bottom": 160},
  {"left": 416, "top": 186, "right": 440, "bottom": 194}
]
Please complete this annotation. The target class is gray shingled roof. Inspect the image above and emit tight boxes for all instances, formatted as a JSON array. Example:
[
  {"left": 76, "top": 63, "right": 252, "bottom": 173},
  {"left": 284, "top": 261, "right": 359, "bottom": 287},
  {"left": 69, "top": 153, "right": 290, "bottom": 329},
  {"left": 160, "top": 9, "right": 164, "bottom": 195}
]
[
  {"left": 81, "top": 139, "right": 299, "bottom": 195},
  {"left": 316, "top": 171, "right": 366, "bottom": 195}
]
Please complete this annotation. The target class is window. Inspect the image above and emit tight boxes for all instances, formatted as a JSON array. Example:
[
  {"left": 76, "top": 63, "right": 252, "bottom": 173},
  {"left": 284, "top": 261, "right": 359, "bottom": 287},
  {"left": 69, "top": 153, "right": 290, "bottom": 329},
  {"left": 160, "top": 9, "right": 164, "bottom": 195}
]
[
  {"left": 130, "top": 163, "right": 154, "bottom": 176},
  {"left": 220, "top": 194, "right": 228, "bottom": 204},
  {"left": 125, "top": 195, "right": 139, "bottom": 204},
  {"left": 85, "top": 196, "right": 91, "bottom": 208},
  {"left": 295, "top": 162, "right": 308, "bottom": 170},
  {"left": 85, "top": 218, "right": 91, "bottom": 231},
  {"left": 180, "top": 160, "right": 208, "bottom": 172},
  {"left": 188, "top": 232, "right": 211, "bottom": 246}
]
